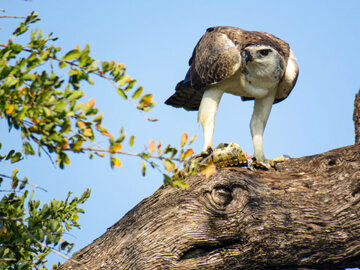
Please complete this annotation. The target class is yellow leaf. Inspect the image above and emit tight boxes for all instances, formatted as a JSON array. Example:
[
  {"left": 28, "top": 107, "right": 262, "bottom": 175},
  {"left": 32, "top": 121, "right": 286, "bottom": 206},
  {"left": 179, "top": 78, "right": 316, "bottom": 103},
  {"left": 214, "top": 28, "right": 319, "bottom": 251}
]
[
  {"left": 201, "top": 163, "right": 218, "bottom": 178},
  {"left": 111, "top": 143, "right": 122, "bottom": 152},
  {"left": 30, "top": 118, "right": 40, "bottom": 124},
  {"left": 77, "top": 120, "right": 86, "bottom": 129},
  {"left": 142, "top": 94, "right": 153, "bottom": 104},
  {"left": 157, "top": 140, "right": 162, "bottom": 154},
  {"left": 142, "top": 161, "right": 146, "bottom": 176},
  {"left": 95, "top": 152, "right": 106, "bottom": 157},
  {"left": 6, "top": 105, "right": 14, "bottom": 114},
  {"left": 101, "top": 131, "right": 113, "bottom": 138},
  {"left": 149, "top": 140, "right": 156, "bottom": 153},
  {"left": 183, "top": 148, "right": 194, "bottom": 159},
  {"left": 0, "top": 226, "right": 7, "bottom": 236},
  {"left": 88, "top": 98, "right": 95, "bottom": 107},
  {"left": 83, "top": 128, "right": 93, "bottom": 137},
  {"left": 62, "top": 141, "right": 69, "bottom": 149},
  {"left": 112, "top": 157, "right": 122, "bottom": 167},
  {"left": 180, "top": 132, "right": 188, "bottom": 147},
  {"left": 19, "top": 87, "right": 25, "bottom": 96},
  {"left": 163, "top": 159, "right": 175, "bottom": 172},
  {"left": 189, "top": 134, "right": 197, "bottom": 144},
  {"left": 93, "top": 112, "right": 103, "bottom": 126}
]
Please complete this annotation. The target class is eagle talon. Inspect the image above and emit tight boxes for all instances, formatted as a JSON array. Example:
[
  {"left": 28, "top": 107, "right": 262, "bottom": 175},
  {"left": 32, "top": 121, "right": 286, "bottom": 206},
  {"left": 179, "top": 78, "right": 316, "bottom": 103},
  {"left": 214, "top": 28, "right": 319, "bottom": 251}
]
[
  {"left": 252, "top": 155, "right": 290, "bottom": 170},
  {"left": 251, "top": 159, "right": 271, "bottom": 170},
  {"left": 204, "top": 146, "right": 214, "bottom": 155},
  {"left": 189, "top": 146, "right": 214, "bottom": 164}
]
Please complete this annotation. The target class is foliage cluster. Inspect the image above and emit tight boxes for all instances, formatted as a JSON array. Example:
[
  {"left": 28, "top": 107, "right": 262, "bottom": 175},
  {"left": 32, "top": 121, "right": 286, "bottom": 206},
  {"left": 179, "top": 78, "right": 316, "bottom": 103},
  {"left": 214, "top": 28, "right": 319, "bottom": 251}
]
[{"left": 0, "top": 12, "right": 194, "bottom": 269}]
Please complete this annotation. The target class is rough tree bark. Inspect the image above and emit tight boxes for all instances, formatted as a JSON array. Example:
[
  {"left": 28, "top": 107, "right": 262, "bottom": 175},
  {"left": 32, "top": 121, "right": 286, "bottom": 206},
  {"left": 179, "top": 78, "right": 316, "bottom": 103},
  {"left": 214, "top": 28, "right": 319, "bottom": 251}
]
[{"left": 60, "top": 91, "right": 360, "bottom": 270}]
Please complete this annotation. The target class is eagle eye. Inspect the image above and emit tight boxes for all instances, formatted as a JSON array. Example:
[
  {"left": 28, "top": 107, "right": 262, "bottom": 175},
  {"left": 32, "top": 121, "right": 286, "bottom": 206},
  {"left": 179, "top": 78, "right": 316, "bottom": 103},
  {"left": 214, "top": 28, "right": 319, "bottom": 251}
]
[{"left": 259, "top": 49, "right": 271, "bottom": 56}]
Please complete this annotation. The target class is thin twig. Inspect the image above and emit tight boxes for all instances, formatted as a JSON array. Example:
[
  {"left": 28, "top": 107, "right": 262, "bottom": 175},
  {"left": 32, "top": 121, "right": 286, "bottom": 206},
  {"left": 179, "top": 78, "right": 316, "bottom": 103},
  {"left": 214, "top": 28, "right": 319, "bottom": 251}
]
[
  {"left": 0, "top": 15, "right": 26, "bottom": 19},
  {"left": 0, "top": 189, "right": 25, "bottom": 194},
  {"left": 19, "top": 122, "right": 57, "bottom": 168},
  {"left": 78, "top": 147, "right": 181, "bottom": 162},
  {"left": 0, "top": 173, "right": 48, "bottom": 192},
  {"left": 0, "top": 216, "right": 23, "bottom": 221},
  {"left": 40, "top": 145, "right": 57, "bottom": 168},
  {"left": 0, "top": 258, "right": 17, "bottom": 262}
]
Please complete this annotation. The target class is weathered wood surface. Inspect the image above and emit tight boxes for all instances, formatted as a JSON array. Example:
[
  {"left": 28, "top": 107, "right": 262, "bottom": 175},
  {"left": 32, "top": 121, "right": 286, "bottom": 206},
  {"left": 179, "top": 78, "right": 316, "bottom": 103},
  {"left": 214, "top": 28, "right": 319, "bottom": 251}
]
[{"left": 60, "top": 144, "right": 360, "bottom": 270}]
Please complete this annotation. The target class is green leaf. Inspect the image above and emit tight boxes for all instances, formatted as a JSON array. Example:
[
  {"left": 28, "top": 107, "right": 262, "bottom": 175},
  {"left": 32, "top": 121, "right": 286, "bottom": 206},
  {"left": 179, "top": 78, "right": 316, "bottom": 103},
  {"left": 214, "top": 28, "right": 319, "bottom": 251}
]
[
  {"left": 67, "top": 90, "right": 84, "bottom": 100},
  {"left": 117, "top": 88, "right": 127, "bottom": 99},
  {"left": 132, "top": 86, "right": 143, "bottom": 99},
  {"left": 125, "top": 80, "right": 137, "bottom": 91},
  {"left": 11, "top": 152, "right": 22, "bottom": 163},
  {"left": 62, "top": 49, "right": 80, "bottom": 61},
  {"left": 5, "top": 150, "right": 15, "bottom": 160},
  {"left": 129, "top": 135, "right": 135, "bottom": 147},
  {"left": 19, "top": 177, "right": 28, "bottom": 190},
  {"left": 22, "top": 73, "right": 36, "bottom": 81},
  {"left": 172, "top": 180, "right": 189, "bottom": 189},
  {"left": 59, "top": 61, "right": 67, "bottom": 68},
  {"left": 163, "top": 174, "right": 188, "bottom": 189},
  {"left": 11, "top": 169, "right": 19, "bottom": 189},
  {"left": 163, "top": 174, "right": 172, "bottom": 185},
  {"left": 23, "top": 142, "right": 35, "bottom": 155}
]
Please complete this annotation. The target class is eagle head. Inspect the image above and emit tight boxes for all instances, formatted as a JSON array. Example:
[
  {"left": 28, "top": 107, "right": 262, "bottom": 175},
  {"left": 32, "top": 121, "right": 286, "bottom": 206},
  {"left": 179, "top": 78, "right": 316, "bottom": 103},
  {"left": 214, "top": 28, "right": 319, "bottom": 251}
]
[{"left": 243, "top": 45, "right": 285, "bottom": 82}]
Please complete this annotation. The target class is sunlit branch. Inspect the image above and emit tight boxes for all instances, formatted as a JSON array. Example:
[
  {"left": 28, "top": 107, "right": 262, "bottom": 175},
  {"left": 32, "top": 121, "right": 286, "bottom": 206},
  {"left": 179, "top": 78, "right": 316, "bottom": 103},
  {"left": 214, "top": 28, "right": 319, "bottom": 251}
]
[{"left": 0, "top": 173, "right": 48, "bottom": 192}]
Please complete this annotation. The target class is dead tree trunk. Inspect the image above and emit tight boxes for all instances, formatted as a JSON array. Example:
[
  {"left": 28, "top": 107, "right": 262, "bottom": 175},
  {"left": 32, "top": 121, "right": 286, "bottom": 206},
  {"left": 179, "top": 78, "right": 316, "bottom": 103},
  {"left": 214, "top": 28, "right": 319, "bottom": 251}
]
[
  {"left": 59, "top": 144, "right": 360, "bottom": 270},
  {"left": 60, "top": 90, "right": 360, "bottom": 270}
]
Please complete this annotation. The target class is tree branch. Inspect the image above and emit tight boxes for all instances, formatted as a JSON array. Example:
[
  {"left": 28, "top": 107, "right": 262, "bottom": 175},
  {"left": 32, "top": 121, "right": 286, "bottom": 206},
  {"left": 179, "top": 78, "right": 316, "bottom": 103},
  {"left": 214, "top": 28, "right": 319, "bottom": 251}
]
[
  {"left": 59, "top": 144, "right": 360, "bottom": 270},
  {"left": 0, "top": 15, "right": 26, "bottom": 19},
  {"left": 354, "top": 89, "right": 360, "bottom": 144}
]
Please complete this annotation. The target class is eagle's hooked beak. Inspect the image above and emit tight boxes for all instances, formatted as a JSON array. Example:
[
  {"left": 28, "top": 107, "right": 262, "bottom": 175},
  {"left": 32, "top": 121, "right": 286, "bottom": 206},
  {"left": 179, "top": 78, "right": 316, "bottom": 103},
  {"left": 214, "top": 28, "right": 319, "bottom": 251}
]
[{"left": 245, "top": 49, "right": 253, "bottom": 64}]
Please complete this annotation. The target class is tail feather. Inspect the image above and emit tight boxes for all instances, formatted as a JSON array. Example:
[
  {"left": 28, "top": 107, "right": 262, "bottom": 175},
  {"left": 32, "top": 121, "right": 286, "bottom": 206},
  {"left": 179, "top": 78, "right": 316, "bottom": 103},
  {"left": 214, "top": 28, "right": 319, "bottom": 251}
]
[{"left": 165, "top": 80, "right": 204, "bottom": 111}]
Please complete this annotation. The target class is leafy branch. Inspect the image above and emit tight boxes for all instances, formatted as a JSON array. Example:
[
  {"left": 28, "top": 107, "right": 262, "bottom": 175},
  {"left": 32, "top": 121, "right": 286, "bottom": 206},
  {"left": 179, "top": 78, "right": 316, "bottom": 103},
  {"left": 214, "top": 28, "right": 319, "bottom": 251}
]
[
  {"left": 0, "top": 11, "right": 198, "bottom": 268},
  {"left": 0, "top": 11, "right": 195, "bottom": 180}
]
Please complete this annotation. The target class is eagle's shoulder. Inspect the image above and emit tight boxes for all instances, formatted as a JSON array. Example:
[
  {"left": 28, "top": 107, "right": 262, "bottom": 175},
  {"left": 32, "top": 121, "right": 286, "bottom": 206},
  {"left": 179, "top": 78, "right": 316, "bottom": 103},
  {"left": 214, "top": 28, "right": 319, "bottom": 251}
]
[{"left": 188, "top": 26, "right": 245, "bottom": 90}]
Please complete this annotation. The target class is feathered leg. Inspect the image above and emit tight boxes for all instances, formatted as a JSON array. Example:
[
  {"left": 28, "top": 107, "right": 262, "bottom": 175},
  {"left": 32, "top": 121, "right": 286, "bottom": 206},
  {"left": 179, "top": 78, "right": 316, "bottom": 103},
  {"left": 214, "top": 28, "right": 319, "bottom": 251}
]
[
  {"left": 198, "top": 87, "right": 224, "bottom": 152},
  {"left": 250, "top": 93, "right": 275, "bottom": 163}
]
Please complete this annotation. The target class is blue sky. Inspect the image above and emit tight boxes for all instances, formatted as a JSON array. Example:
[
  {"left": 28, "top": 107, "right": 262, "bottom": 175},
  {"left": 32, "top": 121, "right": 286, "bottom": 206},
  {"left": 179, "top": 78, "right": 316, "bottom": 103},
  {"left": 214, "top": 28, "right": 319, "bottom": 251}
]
[{"left": 1, "top": 0, "right": 360, "bottom": 267}]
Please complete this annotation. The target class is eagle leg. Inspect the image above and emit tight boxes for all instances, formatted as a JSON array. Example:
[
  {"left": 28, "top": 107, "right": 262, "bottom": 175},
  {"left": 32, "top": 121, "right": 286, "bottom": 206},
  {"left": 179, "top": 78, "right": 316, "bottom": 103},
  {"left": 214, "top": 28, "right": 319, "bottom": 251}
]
[
  {"left": 250, "top": 92, "right": 276, "bottom": 165},
  {"left": 198, "top": 87, "right": 224, "bottom": 152}
]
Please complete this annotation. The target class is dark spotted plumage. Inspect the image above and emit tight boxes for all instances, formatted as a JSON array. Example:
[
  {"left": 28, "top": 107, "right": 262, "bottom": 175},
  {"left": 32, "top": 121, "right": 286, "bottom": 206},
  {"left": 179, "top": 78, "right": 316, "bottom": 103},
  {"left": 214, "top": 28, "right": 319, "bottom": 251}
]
[{"left": 165, "top": 26, "right": 295, "bottom": 111}]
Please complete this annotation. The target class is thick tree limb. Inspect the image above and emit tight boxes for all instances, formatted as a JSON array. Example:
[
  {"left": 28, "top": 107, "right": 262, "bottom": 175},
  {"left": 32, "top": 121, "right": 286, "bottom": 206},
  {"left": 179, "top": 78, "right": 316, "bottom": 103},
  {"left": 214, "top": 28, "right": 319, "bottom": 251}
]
[{"left": 60, "top": 144, "right": 360, "bottom": 270}]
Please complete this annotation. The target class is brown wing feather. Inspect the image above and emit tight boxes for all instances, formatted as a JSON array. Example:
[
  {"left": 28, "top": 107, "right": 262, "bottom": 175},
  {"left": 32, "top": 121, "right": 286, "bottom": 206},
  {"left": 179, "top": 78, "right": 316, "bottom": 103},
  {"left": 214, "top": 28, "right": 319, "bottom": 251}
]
[
  {"left": 165, "top": 26, "right": 294, "bottom": 110},
  {"left": 189, "top": 27, "right": 243, "bottom": 90}
]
